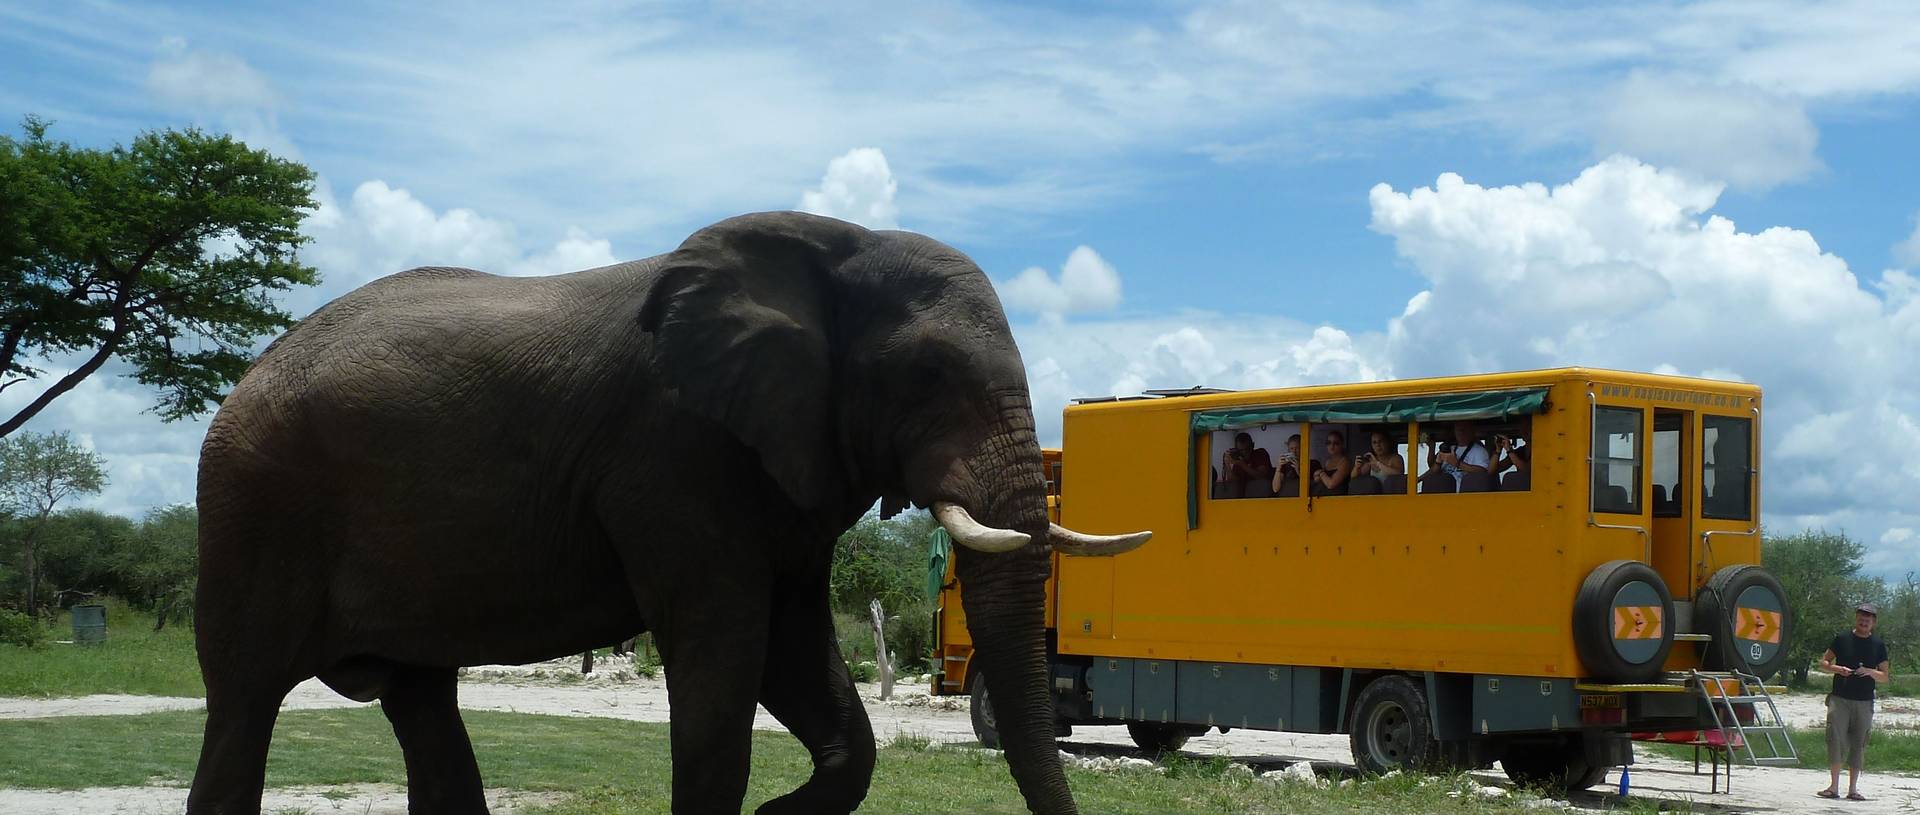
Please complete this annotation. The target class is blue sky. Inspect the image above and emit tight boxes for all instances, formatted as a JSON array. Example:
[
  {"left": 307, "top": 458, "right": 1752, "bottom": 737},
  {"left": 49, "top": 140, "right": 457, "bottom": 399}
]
[{"left": 4, "top": 1, "right": 1920, "bottom": 573}]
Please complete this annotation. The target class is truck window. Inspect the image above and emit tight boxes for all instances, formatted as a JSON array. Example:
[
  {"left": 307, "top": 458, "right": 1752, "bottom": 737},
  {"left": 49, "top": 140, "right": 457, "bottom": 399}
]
[
  {"left": 1652, "top": 413, "right": 1683, "bottom": 516},
  {"left": 1702, "top": 415, "right": 1752, "bottom": 521},
  {"left": 1592, "top": 407, "right": 1643, "bottom": 514},
  {"left": 1209, "top": 424, "right": 1299, "bottom": 499},
  {"left": 1345, "top": 423, "right": 1409, "bottom": 496}
]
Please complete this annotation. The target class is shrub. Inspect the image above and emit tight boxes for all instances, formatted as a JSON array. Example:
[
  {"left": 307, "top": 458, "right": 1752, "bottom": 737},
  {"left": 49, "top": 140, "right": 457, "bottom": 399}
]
[{"left": 0, "top": 608, "right": 47, "bottom": 648}]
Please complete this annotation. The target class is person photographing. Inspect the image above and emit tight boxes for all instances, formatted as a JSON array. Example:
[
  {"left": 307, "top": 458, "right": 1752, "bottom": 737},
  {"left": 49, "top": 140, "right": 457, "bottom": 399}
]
[{"left": 1817, "top": 602, "right": 1892, "bottom": 801}]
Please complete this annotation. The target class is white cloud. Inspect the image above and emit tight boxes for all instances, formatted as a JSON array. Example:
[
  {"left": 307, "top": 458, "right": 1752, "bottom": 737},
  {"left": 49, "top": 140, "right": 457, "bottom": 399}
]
[
  {"left": 996, "top": 246, "right": 1124, "bottom": 318},
  {"left": 145, "top": 38, "right": 297, "bottom": 160},
  {"left": 0, "top": 359, "right": 206, "bottom": 519},
  {"left": 508, "top": 227, "right": 618, "bottom": 277},
  {"left": 1594, "top": 74, "right": 1820, "bottom": 190},
  {"left": 147, "top": 37, "right": 278, "bottom": 112},
  {"left": 1010, "top": 313, "right": 1389, "bottom": 445},
  {"left": 295, "top": 179, "right": 619, "bottom": 313},
  {"left": 1895, "top": 217, "right": 1920, "bottom": 268},
  {"left": 798, "top": 148, "right": 900, "bottom": 230},
  {"left": 1368, "top": 156, "right": 1920, "bottom": 561}
]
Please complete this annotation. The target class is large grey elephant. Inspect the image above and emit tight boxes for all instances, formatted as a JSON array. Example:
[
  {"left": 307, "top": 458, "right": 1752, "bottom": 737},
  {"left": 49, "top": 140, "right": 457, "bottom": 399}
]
[{"left": 186, "top": 211, "right": 1148, "bottom": 815}]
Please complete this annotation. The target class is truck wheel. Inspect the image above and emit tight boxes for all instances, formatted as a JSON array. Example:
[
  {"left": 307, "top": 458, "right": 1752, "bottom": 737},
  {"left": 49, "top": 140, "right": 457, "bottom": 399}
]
[
  {"left": 1501, "top": 740, "right": 1607, "bottom": 792},
  {"left": 1348, "top": 675, "right": 1439, "bottom": 774},
  {"left": 1126, "top": 722, "right": 1200, "bottom": 754},
  {"left": 1572, "top": 560, "right": 1675, "bottom": 681},
  {"left": 969, "top": 671, "right": 1000, "bottom": 749},
  {"left": 1695, "top": 565, "right": 1790, "bottom": 679}
]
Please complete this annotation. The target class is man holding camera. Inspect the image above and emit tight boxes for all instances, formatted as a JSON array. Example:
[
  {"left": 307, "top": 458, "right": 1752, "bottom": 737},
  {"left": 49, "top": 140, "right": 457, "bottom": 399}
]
[
  {"left": 1817, "top": 602, "right": 1893, "bottom": 801},
  {"left": 1217, "top": 432, "right": 1274, "bottom": 498}
]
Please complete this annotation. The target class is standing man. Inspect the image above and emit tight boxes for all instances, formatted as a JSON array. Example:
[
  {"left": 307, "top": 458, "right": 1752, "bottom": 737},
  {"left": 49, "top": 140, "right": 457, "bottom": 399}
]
[{"left": 1817, "top": 602, "right": 1892, "bottom": 801}]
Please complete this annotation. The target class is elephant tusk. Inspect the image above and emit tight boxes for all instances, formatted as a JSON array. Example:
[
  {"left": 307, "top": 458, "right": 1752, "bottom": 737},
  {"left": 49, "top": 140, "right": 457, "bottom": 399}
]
[
  {"left": 1049, "top": 523, "right": 1152, "bottom": 557},
  {"left": 933, "top": 502, "right": 1031, "bottom": 553}
]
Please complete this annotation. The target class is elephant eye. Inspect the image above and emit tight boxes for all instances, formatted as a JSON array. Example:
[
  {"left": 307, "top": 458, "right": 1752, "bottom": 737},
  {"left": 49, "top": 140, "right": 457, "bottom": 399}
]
[{"left": 909, "top": 363, "right": 945, "bottom": 388}]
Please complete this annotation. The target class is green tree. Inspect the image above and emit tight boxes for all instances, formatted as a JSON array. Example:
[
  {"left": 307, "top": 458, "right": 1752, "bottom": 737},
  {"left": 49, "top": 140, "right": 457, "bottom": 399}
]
[
  {"left": 32, "top": 507, "right": 136, "bottom": 599},
  {"left": 1877, "top": 572, "right": 1919, "bottom": 674},
  {"left": 114, "top": 504, "right": 198, "bottom": 630},
  {"left": 1763, "top": 530, "right": 1878, "bottom": 686},
  {"left": 0, "top": 430, "right": 107, "bottom": 613},
  {"left": 830, "top": 510, "right": 944, "bottom": 672},
  {"left": 0, "top": 116, "right": 318, "bottom": 436}
]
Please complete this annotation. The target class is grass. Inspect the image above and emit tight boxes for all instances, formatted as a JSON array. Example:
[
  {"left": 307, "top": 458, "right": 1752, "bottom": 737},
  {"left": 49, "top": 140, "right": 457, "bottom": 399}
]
[
  {"left": 0, "top": 708, "right": 1652, "bottom": 815},
  {"left": 1640, "top": 727, "right": 1920, "bottom": 774},
  {"left": 0, "top": 600, "right": 203, "bottom": 698}
]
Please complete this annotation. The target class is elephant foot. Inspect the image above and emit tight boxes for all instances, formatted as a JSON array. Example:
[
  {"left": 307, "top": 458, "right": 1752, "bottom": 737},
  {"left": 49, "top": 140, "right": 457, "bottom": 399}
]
[{"left": 755, "top": 784, "right": 863, "bottom": 815}]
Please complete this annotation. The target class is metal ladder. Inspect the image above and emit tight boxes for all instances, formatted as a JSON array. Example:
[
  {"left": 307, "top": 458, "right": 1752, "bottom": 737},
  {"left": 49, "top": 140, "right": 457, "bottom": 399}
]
[{"left": 1692, "top": 669, "right": 1800, "bottom": 769}]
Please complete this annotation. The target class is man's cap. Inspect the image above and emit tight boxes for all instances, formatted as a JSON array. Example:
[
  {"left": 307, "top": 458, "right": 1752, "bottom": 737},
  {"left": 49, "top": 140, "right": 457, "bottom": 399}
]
[{"left": 1856, "top": 602, "right": 1879, "bottom": 616}]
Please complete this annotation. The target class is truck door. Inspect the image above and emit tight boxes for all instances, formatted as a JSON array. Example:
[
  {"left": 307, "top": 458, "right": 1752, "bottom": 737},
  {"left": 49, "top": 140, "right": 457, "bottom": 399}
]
[{"left": 1649, "top": 410, "right": 1693, "bottom": 597}]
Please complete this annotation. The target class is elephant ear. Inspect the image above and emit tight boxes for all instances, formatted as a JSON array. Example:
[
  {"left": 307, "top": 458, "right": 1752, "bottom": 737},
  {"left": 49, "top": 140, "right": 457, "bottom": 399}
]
[{"left": 639, "top": 213, "right": 867, "bottom": 508}]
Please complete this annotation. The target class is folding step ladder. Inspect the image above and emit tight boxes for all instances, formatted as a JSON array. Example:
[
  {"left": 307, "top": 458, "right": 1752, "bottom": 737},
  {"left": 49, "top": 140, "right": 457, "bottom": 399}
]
[{"left": 1689, "top": 669, "right": 1800, "bottom": 792}]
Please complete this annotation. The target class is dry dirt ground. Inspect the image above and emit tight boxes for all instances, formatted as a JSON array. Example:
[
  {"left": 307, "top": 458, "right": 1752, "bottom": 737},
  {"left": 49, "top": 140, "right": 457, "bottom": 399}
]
[{"left": 3, "top": 658, "right": 1915, "bottom": 814}]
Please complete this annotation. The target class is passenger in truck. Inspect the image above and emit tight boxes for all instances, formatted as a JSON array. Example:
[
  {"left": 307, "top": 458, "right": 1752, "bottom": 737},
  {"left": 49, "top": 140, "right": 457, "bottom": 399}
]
[
  {"left": 1493, "top": 434, "right": 1530, "bottom": 490},
  {"left": 1354, "top": 430, "right": 1406, "bottom": 479},
  {"left": 1427, "top": 421, "right": 1493, "bottom": 489},
  {"left": 1271, "top": 433, "right": 1315, "bottom": 496},
  {"left": 1309, "top": 430, "right": 1353, "bottom": 495},
  {"left": 1217, "top": 432, "right": 1274, "bottom": 497},
  {"left": 1494, "top": 434, "right": 1528, "bottom": 474}
]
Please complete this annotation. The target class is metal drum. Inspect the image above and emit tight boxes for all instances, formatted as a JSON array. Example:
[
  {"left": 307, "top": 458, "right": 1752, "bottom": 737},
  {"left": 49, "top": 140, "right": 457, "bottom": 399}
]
[{"left": 70, "top": 604, "right": 107, "bottom": 645}]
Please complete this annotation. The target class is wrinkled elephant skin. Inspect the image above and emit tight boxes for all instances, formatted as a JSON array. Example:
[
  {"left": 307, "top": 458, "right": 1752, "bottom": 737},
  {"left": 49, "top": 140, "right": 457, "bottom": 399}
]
[{"left": 185, "top": 212, "right": 1097, "bottom": 815}]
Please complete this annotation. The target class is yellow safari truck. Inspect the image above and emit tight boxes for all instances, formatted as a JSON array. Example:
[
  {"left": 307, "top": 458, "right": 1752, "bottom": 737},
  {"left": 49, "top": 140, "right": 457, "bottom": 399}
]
[{"left": 934, "top": 368, "right": 1796, "bottom": 789}]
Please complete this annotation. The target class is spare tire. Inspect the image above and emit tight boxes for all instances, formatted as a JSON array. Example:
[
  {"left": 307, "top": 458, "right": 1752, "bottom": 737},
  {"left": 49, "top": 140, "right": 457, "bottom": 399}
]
[
  {"left": 1695, "top": 565, "right": 1791, "bottom": 679},
  {"left": 1573, "top": 560, "right": 1675, "bottom": 681}
]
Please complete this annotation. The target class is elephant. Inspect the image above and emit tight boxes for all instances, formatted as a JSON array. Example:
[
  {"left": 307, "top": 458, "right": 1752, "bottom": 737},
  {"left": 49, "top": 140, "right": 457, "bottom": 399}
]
[{"left": 185, "top": 211, "right": 1150, "bottom": 815}]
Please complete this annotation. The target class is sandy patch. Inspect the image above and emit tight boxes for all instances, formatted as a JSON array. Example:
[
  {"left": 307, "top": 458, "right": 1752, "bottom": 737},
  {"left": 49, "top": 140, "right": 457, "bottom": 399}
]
[
  {"left": 0, "top": 784, "right": 557, "bottom": 814},
  {"left": 4, "top": 661, "right": 1917, "bottom": 813}
]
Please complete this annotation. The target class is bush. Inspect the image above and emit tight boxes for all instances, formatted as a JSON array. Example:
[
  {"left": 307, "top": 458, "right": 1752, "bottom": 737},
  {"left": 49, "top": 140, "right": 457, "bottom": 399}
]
[{"left": 0, "top": 607, "right": 47, "bottom": 648}]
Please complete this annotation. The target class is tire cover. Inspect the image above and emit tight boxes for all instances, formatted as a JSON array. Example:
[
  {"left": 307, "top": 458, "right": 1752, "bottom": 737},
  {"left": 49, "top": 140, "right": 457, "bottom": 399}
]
[
  {"left": 1729, "top": 583, "right": 1786, "bottom": 669},
  {"left": 1609, "top": 580, "right": 1667, "bottom": 666}
]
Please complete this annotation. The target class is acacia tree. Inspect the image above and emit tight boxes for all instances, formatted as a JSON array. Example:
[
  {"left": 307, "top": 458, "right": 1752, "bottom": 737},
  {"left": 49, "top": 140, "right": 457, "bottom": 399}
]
[
  {"left": 116, "top": 504, "right": 199, "bottom": 631},
  {"left": 0, "top": 117, "right": 318, "bottom": 436},
  {"left": 1763, "top": 530, "right": 1877, "bottom": 686},
  {"left": 0, "top": 430, "right": 106, "bottom": 613}
]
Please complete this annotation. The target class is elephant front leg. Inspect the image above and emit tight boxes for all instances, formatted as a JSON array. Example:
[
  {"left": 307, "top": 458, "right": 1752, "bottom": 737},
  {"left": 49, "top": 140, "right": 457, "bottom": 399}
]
[
  {"left": 657, "top": 578, "right": 775, "bottom": 815},
  {"left": 753, "top": 584, "right": 876, "bottom": 815}
]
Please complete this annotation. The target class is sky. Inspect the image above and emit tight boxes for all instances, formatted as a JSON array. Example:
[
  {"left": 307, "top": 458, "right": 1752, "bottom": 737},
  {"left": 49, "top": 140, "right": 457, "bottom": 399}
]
[{"left": 3, "top": 0, "right": 1918, "bottom": 574}]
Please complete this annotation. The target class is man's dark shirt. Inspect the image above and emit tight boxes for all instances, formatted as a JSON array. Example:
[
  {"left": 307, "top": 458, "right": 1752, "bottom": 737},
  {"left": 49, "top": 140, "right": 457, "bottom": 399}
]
[
  {"left": 1831, "top": 632, "right": 1890, "bottom": 701},
  {"left": 1222, "top": 449, "right": 1273, "bottom": 481}
]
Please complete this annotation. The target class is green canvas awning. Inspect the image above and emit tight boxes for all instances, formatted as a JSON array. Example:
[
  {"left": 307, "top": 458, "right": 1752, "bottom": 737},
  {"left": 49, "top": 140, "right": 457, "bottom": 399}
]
[
  {"left": 1190, "top": 387, "right": 1549, "bottom": 432},
  {"left": 1186, "top": 387, "right": 1550, "bottom": 528}
]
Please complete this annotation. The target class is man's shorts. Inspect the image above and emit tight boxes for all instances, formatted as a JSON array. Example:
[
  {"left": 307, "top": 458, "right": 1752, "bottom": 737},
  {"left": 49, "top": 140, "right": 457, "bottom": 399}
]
[{"left": 1826, "top": 695, "right": 1875, "bottom": 770}]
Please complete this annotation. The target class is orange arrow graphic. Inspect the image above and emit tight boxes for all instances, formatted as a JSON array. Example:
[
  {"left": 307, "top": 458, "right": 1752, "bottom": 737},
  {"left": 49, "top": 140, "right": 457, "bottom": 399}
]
[
  {"left": 1734, "top": 607, "right": 1782, "bottom": 644},
  {"left": 1614, "top": 606, "right": 1664, "bottom": 640}
]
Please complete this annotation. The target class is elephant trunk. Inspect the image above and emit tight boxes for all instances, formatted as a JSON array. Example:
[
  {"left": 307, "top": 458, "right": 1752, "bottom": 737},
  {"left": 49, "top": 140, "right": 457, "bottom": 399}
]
[{"left": 943, "top": 401, "right": 1079, "bottom": 815}]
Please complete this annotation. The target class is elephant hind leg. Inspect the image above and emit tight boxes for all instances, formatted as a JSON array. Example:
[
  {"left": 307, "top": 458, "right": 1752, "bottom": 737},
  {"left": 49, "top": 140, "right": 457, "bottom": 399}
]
[
  {"left": 378, "top": 664, "right": 488, "bottom": 815},
  {"left": 754, "top": 588, "right": 876, "bottom": 815},
  {"left": 185, "top": 682, "right": 293, "bottom": 815}
]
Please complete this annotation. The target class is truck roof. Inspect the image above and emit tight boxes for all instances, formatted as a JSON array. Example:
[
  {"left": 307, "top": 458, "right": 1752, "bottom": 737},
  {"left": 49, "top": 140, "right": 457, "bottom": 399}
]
[{"left": 1066, "top": 366, "right": 1762, "bottom": 417}]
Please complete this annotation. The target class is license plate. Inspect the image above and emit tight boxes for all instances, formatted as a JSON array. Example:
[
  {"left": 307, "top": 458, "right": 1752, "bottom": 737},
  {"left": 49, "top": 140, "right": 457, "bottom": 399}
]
[{"left": 1580, "top": 694, "right": 1623, "bottom": 709}]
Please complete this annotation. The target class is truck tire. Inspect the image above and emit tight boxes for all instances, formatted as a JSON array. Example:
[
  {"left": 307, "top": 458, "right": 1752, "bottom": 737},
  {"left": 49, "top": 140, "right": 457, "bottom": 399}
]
[
  {"left": 1126, "top": 722, "right": 1202, "bottom": 754},
  {"left": 1694, "top": 565, "right": 1790, "bottom": 680},
  {"left": 970, "top": 671, "right": 1000, "bottom": 749},
  {"left": 1348, "top": 675, "right": 1440, "bottom": 774},
  {"left": 1572, "top": 560, "right": 1675, "bottom": 682}
]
